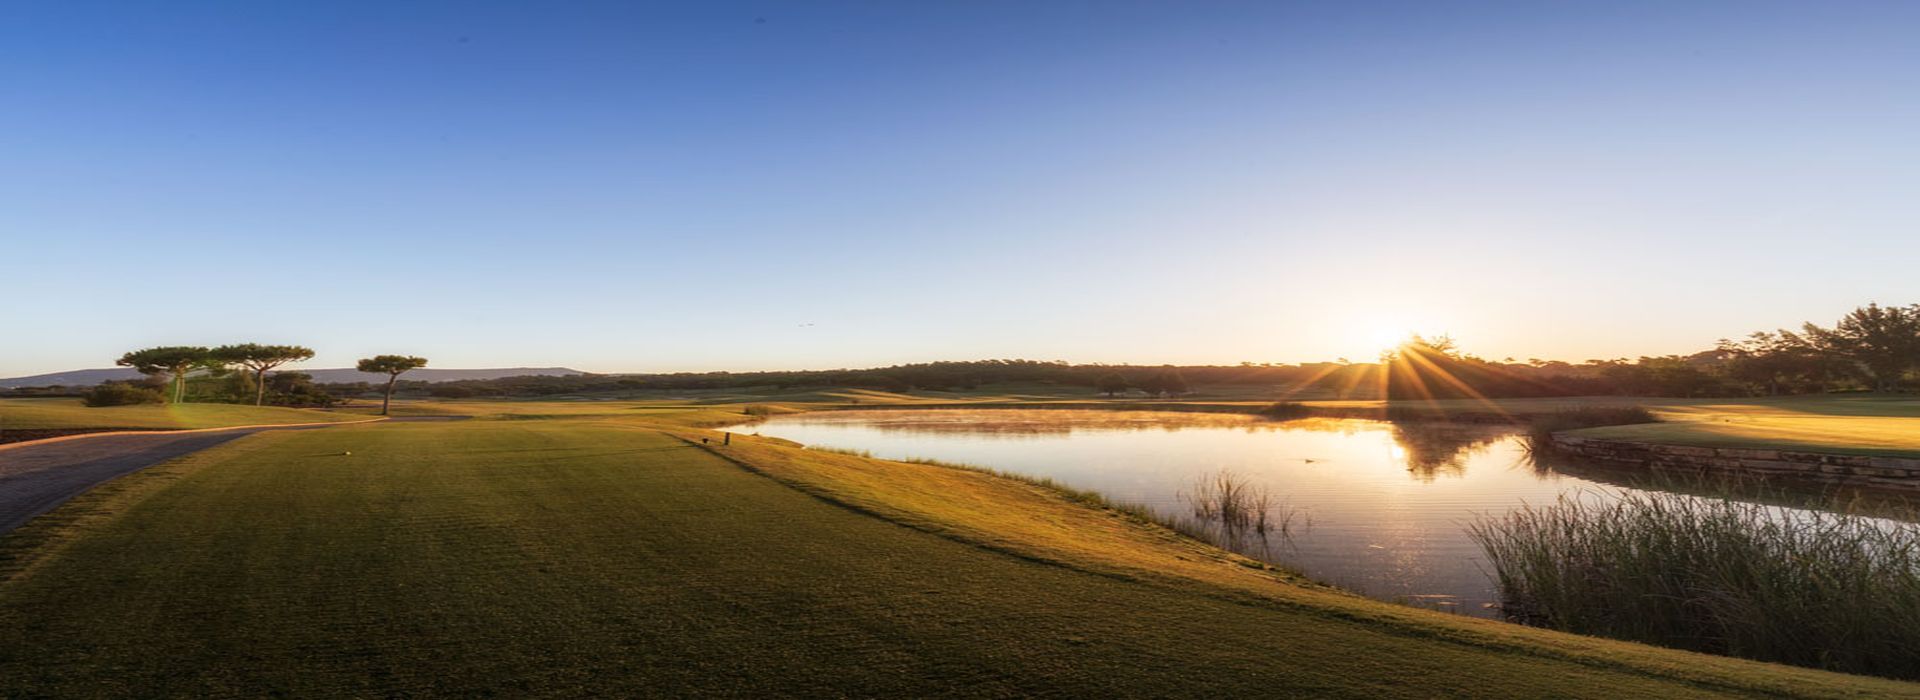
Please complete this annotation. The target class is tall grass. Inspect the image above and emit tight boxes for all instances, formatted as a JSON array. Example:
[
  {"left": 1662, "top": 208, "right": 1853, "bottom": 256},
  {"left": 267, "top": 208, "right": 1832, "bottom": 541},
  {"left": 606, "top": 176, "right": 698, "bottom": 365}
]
[{"left": 1469, "top": 488, "right": 1920, "bottom": 679}]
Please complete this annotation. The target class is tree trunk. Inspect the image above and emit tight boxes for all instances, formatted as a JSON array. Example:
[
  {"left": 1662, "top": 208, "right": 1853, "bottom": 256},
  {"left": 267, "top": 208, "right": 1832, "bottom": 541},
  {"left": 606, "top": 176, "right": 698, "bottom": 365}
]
[
  {"left": 382, "top": 375, "right": 397, "bottom": 415},
  {"left": 255, "top": 368, "right": 267, "bottom": 406}
]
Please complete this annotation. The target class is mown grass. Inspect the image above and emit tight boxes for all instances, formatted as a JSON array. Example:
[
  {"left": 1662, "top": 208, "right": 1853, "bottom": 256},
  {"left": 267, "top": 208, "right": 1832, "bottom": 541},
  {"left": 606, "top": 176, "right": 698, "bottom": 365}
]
[
  {"left": 2, "top": 417, "right": 1911, "bottom": 695},
  {"left": 1570, "top": 408, "right": 1920, "bottom": 456},
  {"left": 0, "top": 397, "right": 370, "bottom": 431},
  {"left": 1470, "top": 487, "right": 1920, "bottom": 679}
]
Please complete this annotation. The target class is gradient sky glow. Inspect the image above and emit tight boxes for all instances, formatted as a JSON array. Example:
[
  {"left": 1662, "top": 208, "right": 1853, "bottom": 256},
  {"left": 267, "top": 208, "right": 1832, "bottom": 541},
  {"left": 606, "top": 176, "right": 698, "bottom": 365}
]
[{"left": 5, "top": 1, "right": 1919, "bottom": 376}]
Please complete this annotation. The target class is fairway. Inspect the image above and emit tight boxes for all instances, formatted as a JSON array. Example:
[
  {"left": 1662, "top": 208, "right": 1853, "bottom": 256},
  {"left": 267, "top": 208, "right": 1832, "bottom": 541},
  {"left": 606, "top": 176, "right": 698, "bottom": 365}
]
[
  {"left": 0, "top": 397, "right": 370, "bottom": 432},
  {"left": 0, "top": 417, "right": 1909, "bottom": 696},
  {"left": 1572, "top": 395, "right": 1920, "bottom": 457}
]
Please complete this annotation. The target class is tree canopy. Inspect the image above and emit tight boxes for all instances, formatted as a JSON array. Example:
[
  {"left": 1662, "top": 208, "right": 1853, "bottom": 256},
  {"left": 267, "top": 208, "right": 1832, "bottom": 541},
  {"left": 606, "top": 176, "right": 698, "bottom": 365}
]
[
  {"left": 214, "top": 344, "right": 315, "bottom": 405},
  {"left": 115, "top": 346, "right": 211, "bottom": 403},
  {"left": 358, "top": 355, "right": 429, "bottom": 415}
]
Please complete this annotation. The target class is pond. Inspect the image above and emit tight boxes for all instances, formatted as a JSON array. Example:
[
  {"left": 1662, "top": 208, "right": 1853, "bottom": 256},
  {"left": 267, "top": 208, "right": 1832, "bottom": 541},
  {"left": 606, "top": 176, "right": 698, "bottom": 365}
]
[{"left": 734, "top": 409, "right": 1714, "bottom": 617}]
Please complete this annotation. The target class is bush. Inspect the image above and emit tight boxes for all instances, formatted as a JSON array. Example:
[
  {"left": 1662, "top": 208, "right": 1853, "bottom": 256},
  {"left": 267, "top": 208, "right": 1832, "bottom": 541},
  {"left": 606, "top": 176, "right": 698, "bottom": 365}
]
[
  {"left": 83, "top": 382, "right": 166, "bottom": 407},
  {"left": 1524, "top": 406, "right": 1656, "bottom": 451},
  {"left": 266, "top": 372, "right": 336, "bottom": 407},
  {"left": 1259, "top": 402, "right": 1312, "bottom": 419}
]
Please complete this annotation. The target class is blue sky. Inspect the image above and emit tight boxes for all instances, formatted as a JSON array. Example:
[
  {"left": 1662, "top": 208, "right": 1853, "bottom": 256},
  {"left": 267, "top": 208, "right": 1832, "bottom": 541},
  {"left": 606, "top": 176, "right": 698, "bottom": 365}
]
[{"left": 5, "top": 1, "right": 1918, "bottom": 376}]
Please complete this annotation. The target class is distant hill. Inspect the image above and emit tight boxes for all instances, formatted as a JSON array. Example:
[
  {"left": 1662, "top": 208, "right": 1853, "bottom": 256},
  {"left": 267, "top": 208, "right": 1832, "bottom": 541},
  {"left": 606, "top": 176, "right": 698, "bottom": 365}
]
[{"left": 0, "top": 367, "right": 584, "bottom": 389}]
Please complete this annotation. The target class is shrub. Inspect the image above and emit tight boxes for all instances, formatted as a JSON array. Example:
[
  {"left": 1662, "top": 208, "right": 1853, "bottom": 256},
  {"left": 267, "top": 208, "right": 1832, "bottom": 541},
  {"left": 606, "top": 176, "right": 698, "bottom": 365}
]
[
  {"left": 1259, "top": 401, "right": 1312, "bottom": 420},
  {"left": 1524, "top": 406, "right": 1656, "bottom": 451},
  {"left": 83, "top": 382, "right": 166, "bottom": 407}
]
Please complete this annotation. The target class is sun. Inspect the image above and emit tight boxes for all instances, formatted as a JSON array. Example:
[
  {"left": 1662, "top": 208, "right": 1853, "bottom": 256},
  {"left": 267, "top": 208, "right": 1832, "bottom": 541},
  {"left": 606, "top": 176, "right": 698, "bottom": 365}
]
[
  {"left": 1363, "top": 324, "right": 1410, "bottom": 355},
  {"left": 1330, "top": 311, "right": 1429, "bottom": 360},
  {"left": 1348, "top": 316, "right": 1426, "bottom": 358}
]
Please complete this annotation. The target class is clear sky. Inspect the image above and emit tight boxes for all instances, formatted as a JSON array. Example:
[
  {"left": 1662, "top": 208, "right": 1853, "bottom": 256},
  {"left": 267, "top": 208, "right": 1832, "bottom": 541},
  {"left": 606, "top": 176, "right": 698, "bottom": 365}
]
[{"left": 5, "top": 1, "right": 1918, "bottom": 376}]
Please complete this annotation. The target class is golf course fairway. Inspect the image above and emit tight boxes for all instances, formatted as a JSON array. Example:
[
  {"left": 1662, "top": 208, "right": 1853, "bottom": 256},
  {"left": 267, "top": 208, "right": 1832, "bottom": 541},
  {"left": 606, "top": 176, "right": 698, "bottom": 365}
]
[{"left": 0, "top": 416, "right": 1913, "bottom": 697}]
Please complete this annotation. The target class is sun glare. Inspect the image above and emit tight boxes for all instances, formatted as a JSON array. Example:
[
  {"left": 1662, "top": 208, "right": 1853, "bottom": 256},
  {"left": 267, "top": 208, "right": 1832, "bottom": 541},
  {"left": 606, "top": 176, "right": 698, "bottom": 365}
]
[
  {"left": 1364, "top": 324, "right": 1410, "bottom": 355},
  {"left": 1339, "top": 314, "right": 1423, "bottom": 359}
]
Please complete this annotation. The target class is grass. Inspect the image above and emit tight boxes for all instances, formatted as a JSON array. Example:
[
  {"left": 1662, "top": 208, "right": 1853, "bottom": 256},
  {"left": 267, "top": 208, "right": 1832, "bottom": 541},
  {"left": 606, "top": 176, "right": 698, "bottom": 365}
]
[
  {"left": 1469, "top": 486, "right": 1920, "bottom": 679},
  {"left": 1, "top": 415, "right": 1913, "bottom": 695},
  {"left": 0, "top": 397, "right": 372, "bottom": 431},
  {"left": 1568, "top": 397, "right": 1920, "bottom": 456}
]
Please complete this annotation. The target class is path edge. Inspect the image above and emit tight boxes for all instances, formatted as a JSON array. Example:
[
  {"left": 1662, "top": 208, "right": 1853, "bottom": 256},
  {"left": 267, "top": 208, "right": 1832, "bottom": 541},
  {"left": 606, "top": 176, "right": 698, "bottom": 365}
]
[{"left": 0, "top": 416, "right": 389, "bottom": 453}]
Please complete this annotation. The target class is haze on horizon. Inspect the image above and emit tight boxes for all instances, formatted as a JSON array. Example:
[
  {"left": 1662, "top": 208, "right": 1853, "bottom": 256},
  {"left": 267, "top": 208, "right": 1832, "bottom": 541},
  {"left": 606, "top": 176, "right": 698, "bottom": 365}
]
[{"left": 6, "top": 2, "right": 1918, "bottom": 377}]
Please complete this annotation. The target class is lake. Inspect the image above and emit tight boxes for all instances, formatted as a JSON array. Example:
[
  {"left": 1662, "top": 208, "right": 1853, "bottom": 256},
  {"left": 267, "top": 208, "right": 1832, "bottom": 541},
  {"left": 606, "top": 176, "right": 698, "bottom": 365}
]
[{"left": 735, "top": 409, "right": 1695, "bottom": 617}]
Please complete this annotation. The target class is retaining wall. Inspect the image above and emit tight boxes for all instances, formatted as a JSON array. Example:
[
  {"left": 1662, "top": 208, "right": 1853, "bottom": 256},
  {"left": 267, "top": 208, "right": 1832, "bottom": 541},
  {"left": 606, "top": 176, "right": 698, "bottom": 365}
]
[{"left": 1552, "top": 435, "right": 1920, "bottom": 491}]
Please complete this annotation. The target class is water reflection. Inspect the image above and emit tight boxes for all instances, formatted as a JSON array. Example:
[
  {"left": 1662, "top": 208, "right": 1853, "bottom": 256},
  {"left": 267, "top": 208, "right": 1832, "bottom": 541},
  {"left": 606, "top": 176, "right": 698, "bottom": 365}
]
[{"left": 1387, "top": 422, "right": 1512, "bottom": 481}]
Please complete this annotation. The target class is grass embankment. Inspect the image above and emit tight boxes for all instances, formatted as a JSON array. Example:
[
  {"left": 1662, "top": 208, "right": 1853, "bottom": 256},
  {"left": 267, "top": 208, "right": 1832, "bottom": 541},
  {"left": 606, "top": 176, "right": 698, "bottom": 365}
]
[
  {"left": 0, "top": 397, "right": 372, "bottom": 432},
  {"left": 0, "top": 415, "right": 1911, "bottom": 696}
]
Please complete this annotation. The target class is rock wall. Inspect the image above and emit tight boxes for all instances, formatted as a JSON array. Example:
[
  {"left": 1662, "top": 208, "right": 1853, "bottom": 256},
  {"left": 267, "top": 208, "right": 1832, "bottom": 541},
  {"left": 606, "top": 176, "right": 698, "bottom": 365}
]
[{"left": 1552, "top": 435, "right": 1920, "bottom": 491}]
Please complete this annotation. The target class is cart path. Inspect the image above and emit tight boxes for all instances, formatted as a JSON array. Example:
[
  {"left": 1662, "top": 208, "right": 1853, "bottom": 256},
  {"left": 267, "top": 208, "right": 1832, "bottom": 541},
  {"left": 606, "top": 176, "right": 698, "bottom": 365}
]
[{"left": 0, "top": 422, "right": 376, "bottom": 535}]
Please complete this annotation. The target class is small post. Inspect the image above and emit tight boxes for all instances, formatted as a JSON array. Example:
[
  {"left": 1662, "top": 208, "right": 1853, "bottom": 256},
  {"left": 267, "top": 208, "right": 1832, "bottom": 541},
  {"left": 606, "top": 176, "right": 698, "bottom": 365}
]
[{"left": 723, "top": 432, "right": 732, "bottom": 446}]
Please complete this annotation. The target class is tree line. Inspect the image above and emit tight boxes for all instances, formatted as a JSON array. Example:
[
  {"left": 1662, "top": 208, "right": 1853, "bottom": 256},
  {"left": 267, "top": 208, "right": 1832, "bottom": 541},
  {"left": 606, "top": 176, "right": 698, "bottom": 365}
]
[
  {"left": 361, "top": 361, "right": 1220, "bottom": 400},
  {"left": 100, "top": 345, "right": 428, "bottom": 415},
  {"left": 1387, "top": 302, "right": 1920, "bottom": 399},
  {"left": 22, "top": 302, "right": 1917, "bottom": 406}
]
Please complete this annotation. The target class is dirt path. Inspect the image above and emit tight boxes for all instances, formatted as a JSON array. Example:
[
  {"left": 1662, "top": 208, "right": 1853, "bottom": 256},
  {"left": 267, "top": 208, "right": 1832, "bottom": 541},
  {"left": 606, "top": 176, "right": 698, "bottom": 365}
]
[{"left": 0, "top": 424, "right": 346, "bottom": 534}]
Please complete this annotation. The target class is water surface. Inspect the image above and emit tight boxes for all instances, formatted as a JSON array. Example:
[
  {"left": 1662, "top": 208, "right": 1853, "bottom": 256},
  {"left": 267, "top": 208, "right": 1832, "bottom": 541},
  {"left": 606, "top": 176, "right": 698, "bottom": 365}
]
[{"left": 739, "top": 409, "right": 1608, "bottom": 616}]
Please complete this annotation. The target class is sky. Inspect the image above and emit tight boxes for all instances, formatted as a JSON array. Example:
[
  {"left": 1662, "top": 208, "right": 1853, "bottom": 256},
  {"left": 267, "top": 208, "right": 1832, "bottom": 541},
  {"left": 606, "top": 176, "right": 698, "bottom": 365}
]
[{"left": 4, "top": 1, "right": 1918, "bottom": 376}]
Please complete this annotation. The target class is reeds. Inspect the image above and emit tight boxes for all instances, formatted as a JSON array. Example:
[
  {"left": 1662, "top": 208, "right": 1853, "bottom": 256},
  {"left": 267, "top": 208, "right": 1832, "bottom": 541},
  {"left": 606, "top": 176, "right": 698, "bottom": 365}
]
[
  {"left": 1468, "top": 487, "right": 1920, "bottom": 679},
  {"left": 1181, "top": 469, "right": 1300, "bottom": 546}
]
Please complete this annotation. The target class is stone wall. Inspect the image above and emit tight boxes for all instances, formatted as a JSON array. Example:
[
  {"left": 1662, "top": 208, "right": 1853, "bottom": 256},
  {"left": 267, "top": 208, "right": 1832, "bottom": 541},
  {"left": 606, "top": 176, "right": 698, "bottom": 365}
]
[{"left": 1552, "top": 435, "right": 1920, "bottom": 491}]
